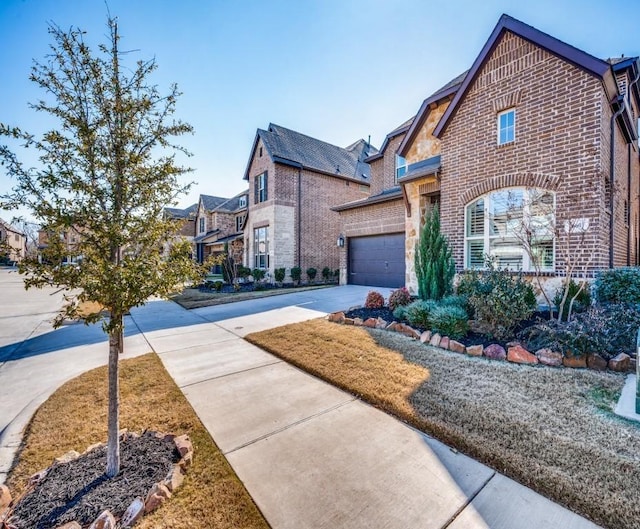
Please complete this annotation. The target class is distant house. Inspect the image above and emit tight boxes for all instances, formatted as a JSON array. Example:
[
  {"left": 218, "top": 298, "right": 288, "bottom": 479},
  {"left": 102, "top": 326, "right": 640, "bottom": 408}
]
[
  {"left": 0, "top": 218, "right": 26, "bottom": 263},
  {"left": 243, "top": 123, "right": 374, "bottom": 281}
]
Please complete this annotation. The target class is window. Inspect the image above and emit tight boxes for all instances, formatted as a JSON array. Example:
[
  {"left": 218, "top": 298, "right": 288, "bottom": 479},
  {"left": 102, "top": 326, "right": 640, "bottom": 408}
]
[
  {"left": 255, "top": 172, "right": 267, "bottom": 203},
  {"left": 465, "top": 187, "right": 554, "bottom": 271},
  {"left": 395, "top": 155, "right": 408, "bottom": 181},
  {"left": 497, "top": 108, "right": 515, "bottom": 145},
  {"left": 254, "top": 227, "right": 268, "bottom": 269},
  {"left": 239, "top": 195, "right": 247, "bottom": 208},
  {"left": 236, "top": 215, "right": 245, "bottom": 232},
  {"left": 199, "top": 217, "right": 205, "bottom": 233}
]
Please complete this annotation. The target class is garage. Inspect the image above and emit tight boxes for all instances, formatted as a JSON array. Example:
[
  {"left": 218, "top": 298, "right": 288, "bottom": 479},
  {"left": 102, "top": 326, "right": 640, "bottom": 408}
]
[{"left": 348, "top": 233, "right": 405, "bottom": 288}]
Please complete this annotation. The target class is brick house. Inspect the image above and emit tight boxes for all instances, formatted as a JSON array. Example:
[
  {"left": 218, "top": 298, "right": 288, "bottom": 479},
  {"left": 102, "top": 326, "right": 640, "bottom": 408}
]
[
  {"left": 336, "top": 14, "right": 639, "bottom": 294},
  {"left": 243, "top": 123, "right": 373, "bottom": 281},
  {"left": 0, "top": 218, "right": 26, "bottom": 263}
]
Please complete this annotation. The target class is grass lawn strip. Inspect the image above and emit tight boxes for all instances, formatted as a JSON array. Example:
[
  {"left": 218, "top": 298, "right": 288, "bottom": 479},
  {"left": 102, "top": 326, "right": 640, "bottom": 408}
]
[
  {"left": 7, "top": 353, "right": 269, "bottom": 529},
  {"left": 246, "top": 319, "right": 640, "bottom": 529},
  {"left": 171, "top": 284, "right": 332, "bottom": 309}
]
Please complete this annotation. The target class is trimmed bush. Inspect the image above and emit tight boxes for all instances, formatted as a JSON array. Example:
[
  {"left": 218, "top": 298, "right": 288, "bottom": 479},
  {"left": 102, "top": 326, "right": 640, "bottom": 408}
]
[
  {"left": 553, "top": 279, "right": 591, "bottom": 321},
  {"left": 364, "top": 290, "right": 385, "bottom": 309},
  {"left": 594, "top": 267, "right": 640, "bottom": 304},
  {"left": 237, "top": 266, "right": 252, "bottom": 280},
  {"left": 438, "top": 295, "right": 468, "bottom": 310},
  {"left": 252, "top": 268, "right": 266, "bottom": 282},
  {"left": 393, "top": 305, "right": 409, "bottom": 321},
  {"left": 306, "top": 267, "right": 317, "bottom": 282},
  {"left": 405, "top": 300, "right": 438, "bottom": 329},
  {"left": 290, "top": 266, "right": 302, "bottom": 284},
  {"left": 388, "top": 287, "right": 411, "bottom": 311},
  {"left": 213, "top": 280, "right": 223, "bottom": 292},
  {"left": 429, "top": 305, "right": 469, "bottom": 339},
  {"left": 274, "top": 267, "right": 286, "bottom": 283},
  {"left": 321, "top": 267, "right": 332, "bottom": 282}
]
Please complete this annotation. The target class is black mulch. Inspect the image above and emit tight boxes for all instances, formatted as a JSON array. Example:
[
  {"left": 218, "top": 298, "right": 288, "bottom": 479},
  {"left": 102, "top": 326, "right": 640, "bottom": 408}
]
[{"left": 8, "top": 431, "right": 180, "bottom": 529}]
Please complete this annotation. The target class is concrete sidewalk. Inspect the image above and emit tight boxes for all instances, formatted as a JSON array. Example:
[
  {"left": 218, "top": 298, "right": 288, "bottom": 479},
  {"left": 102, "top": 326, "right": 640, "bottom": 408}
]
[{"left": 131, "top": 302, "right": 602, "bottom": 529}]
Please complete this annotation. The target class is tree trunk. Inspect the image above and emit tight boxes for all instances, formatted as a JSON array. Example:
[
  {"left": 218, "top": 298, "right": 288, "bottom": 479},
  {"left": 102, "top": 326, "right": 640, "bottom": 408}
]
[{"left": 106, "top": 311, "right": 123, "bottom": 478}]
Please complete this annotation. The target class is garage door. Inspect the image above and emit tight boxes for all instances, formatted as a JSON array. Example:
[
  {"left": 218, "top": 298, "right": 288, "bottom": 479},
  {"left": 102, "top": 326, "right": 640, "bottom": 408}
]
[{"left": 348, "top": 233, "right": 405, "bottom": 288}]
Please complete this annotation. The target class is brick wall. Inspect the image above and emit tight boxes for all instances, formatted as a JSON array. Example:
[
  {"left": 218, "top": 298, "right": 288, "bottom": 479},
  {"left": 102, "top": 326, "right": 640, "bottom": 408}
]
[
  {"left": 369, "top": 134, "right": 405, "bottom": 195},
  {"left": 439, "top": 31, "right": 610, "bottom": 275}
]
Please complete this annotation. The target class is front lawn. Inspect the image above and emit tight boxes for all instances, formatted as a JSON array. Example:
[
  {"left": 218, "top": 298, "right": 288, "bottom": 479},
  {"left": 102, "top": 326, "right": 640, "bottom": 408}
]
[{"left": 246, "top": 319, "right": 640, "bottom": 529}]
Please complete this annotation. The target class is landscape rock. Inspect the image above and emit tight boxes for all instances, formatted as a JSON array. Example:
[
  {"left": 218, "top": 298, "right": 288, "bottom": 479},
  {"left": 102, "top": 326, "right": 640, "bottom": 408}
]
[
  {"left": 343, "top": 318, "right": 355, "bottom": 325},
  {"left": 120, "top": 497, "right": 145, "bottom": 528},
  {"left": 466, "top": 344, "right": 483, "bottom": 356},
  {"left": 363, "top": 318, "right": 377, "bottom": 328},
  {"left": 429, "top": 333, "right": 442, "bottom": 347},
  {"left": 55, "top": 523, "right": 82, "bottom": 529},
  {"left": 507, "top": 344, "right": 538, "bottom": 365},
  {"left": 29, "top": 468, "right": 49, "bottom": 485},
  {"left": 386, "top": 322, "right": 398, "bottom": 331},
  {"left": 327, "top": 312, "right": 345, "bottom": 323},
  {"left": 174, "top": 434, "right": 193, "bottom": 458},
  {"left": 0, "top": 484, "right": 11, "bottom": 511},
  {"left": 484, "top": 344, "right": 506, "bottom": 361},
  {"left": 448, "top": 340, "right": 466, "bottom": 354},
  {"left": 440, "top": 336, "right": 450, "bottom": 350},
  {"left": 353, "top": 318, "right": 363, "bottom": 326},
  {"left": 164, "top": 463, "right": 185, "bottom": 492},
  {"left": 55, "top": 450, "right": 81, "bottom": 464},
  {"left": 535, "top": 348, "right": 563, "bottom": 367},
  {"left": 375, "top": 317, "right": 388, "bottom": 329},
  {"left": 419, "top": 331, "right": 432, "bottom": 343},
  {"left": 563, "top": 353, "right": 587, "bottom": 368},
  {"left": 83, "top": 442, "right": 103, "bottom": 454},
  {"left": 89, "top": 510, "right": 116, "bottom": 529},
  {"left": 397, "top": 324, "right": 420, "bottom": 339},
  {"left": 144, "top": 482, "right": 172, "bottom": 514},
  {"left": 609, "top": 353, "right": 631, "bottom": 372},
  {"left": 586, "top": 353, "right": 608, "bottom": 371}
]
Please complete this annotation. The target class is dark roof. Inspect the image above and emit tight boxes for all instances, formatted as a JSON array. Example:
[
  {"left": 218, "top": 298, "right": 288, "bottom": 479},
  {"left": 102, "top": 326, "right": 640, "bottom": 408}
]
[
  {"left": 244, "top": 123, "right": 377, "bottom": 182},
  {"left": 200, "top": 195, "right": 229, "bottom": 211},
  {"left": 164, "top": 203, "right": 197, "bottom": 220},
  {"left": 397, "top": 155, "right": 441, "bottom": 184},
  {"left": 332, "top": 186, "right": 403, "bottom": 212},
  {"left": 434, "top": 14, "right": 617, "bottom": 138},
  {"left": 208, "top": 233, "right": 243, "bottom": 245},
  {"left": 365, "top": 116, "right": 414, "bottom": 162},
  {"left": 199, "top": 190, "right": 249, "bottom": 214}
]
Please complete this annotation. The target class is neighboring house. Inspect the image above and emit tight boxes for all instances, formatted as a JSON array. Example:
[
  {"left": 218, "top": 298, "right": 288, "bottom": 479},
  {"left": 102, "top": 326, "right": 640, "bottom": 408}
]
[
  {"left": 335, "top": 14, "right": 640, "bottom": 294},
  {"left": 243, "top": 123, "right": 374, "bottom": 280},
  {"left": 37, "top": 227, "right": 82, "bottom": 265},
  {"left": 193, "top": 191, "right": 248, "bottom": 270},
  {"left": 0, "top": 218, "right": 26, "bottom": 263},
  {"left": 163, "top": 203, "right": 198, "bottom": 259}
]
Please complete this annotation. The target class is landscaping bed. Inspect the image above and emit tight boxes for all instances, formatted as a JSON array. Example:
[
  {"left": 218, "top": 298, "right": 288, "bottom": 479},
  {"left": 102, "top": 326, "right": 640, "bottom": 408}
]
[{"left": 246, "top": 319, "right": 640, "bottom": 529}]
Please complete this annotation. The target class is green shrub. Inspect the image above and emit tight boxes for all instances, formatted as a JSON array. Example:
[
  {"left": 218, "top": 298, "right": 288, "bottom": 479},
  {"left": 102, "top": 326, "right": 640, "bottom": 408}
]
[
  {"left": 405, "top": 300, "right": 438, "bottom": 329},
  {"left": 594, "top": 268, "right": 640, "bottom": 304},
  {"left": 438, "top": 295, "right": 468, "bottom": 310},
  {"left": 321, "top": 267, "right": 332, "bottom": 281},
  {"left": 214, "top": 280, "right": 224, "bottom": 292},
  {"left": 393, "top": 305, "right": 409, "bottom": 321},
  {"left": 274, "top": 267, "right": 286, "bottom": 283},
  {"left": 388, "top": 287, "right": 411, "bottom": 311},
  {"left": 306, "top": 267, "right": 317, "bottom": 282},
  {"left": 553, "top": 279, "right": 591, "bottom": 321},
  {"left": 364, "top": 290, "right": 385, "bottom": 309},
  {"left": 252, "top": 268, "right": 266, "bottom": 282},
  {"left": 430, "top": 305, "right": 469, "bottom": 339},
  {"left": 290, "top": 266, "right": 302, "bottom": 284},
  {"left": 237, "top": 266, "right": 251, "bottom": 280},
  {"left": 466, "top": 259, "right": 536, "bottom": 340}
]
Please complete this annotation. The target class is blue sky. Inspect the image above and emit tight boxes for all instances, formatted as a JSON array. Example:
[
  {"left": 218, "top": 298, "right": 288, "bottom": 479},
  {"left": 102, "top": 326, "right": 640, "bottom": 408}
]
[{"left": 1, "top": 0, "right": 640, "bottom": 219}]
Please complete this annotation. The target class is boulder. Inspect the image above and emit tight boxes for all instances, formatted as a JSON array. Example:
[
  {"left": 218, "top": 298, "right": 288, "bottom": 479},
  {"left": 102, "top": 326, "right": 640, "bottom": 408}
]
[
  {"left": 29, "top": 468, "right": 49, "bottom": 485},
  {"left": 563, "top": 353, "right": 586, "bottom": 368},
  {"left": 55, "top": 450, "right": 81, "bottom": 464},
  {"left": 429, "top": 333, "right": 442, "bottom": 347},
  {"left": 419, "top": 331, "right": 432, "bottom": 344},
  {"left": 164, "top": 464, "right": 186, "bottom": 492},
  {"left": 363, "top": 318, "right": 377, "bottom": 328},
  {"left": 353, "top": 318, "right": 363, "bottom": 326},
  {"left": 586, "top": 354, "right": 607, "bottom": 371},
  {"left": 327, "top": 312, "right": 345, "bottom": 323},
  {"left": 440, "top": 337, "right": 450, "bottom": 350},
  {"left": 375, "top": 318, "right": 388, "bottom": 329},
  {"left": 0, "top": 484, "right": 11, "bottom": 511},
  {"left": 535, "top": 348, "right": 563, "bottom": 367},
  {"left": 144, "top": 482, "right": 172, "bottom": 514},
  {"left": 386, "top": 322, "right": 398, "bottom": 331},
  {"left": 448, "top": 340, "right": 466, "bottom": 354},
  {"left": 343, "top": 318, "right": 355, "bottom": 325},
  {"left": 89, "top": 510, "right": 116, "bottom": 529},
  {"left": 120, "top": 497, "right": 145, "bottom": 528},
  {"left": 56, "top": 523, "right": 82, "bottom": 529},
  {"left": 507, "top": 344, "right": 538, "bottom": 365},
  {"left": 484, "top": 344, "right": 506, "bottom": 361},
  {"left": 609, "top": 353, "right": 631, "bottom": 372},
  {"left": 466, "top": 344, "right": 483, "bottom": 356},
  {"left": 397, "top": 324, "right": 420, "bottom": 339},
  {"left": 174, "top": 434, "right": 193, "bottom": 458}
]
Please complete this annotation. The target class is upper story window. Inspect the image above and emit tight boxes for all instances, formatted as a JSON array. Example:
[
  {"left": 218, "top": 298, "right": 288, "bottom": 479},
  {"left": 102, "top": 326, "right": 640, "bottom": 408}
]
[
  {"left": 255, "top": 172, "right": 268, "bottom": 203},
  {"left": 497, "top": 108, "right": 516, "bottom": 145},
  {"left": 239, "top": 195, "right": 247, "bottom": 208},
  {"left": 465, "top": 187, "right": 554, "bottom": 271},
  {"left": 236, "top": 214, "right": 245, "bottom": 233},
  {"left": 395, "top": 155, "right": 407, "bottom": 181},
  {"left": 199, "top": 217, "right": 205, "bottom": 234}
]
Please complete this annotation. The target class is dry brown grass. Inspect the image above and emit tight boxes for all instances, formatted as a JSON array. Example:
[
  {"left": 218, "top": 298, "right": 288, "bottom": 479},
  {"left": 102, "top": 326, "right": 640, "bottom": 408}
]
[
  {"left": 75, "top": 300, "right": 105, "bottom": 319},
  {"left": 247, "top": 319, "right": 640, "bottom": 529},
  {"left": 7, "top": 353, "right": 269, "bottom": 529}
]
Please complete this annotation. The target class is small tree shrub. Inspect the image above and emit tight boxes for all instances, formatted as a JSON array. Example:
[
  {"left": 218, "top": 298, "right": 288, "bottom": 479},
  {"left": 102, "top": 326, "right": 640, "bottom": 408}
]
[
  {"left": 594, "top": 268, "right": 640, "bottom": 304},
  {"left": 364, "top": 290, "right": 385, "bottom": 309},
  {"left": 429, "top": 305, "right": 469, "bottom": 339},
  {"left": 252, "top": 268, "right": 266, "bottom": 282},
  {"left": 405, "top": 300, "right": 438, "bottom": 329},
  {"left": 213, "top": 280, "right": 224, "bottom": 292},
  {"left": 393, "top": 305, "right": 409, "bottom": 321},
  {"left": 238, "top": 266, "right": 252, "bottom": 281},
  {"left": 466, "top": 260, "right": 536, "bottom": 340},
  {"left": 306, "top": 267, "right": 317, "bottom": 282},
  {"left": 388, "top": 287, "right": 411, "bottom": 311},
  {"left": 321, "top": 267, "right": 332, "bottom": 282},
  {"left": 290, "top": 266, "right": 302, "bottom": 285},
  {"left": 553, "top": 279, "right": 591, "bottom": 321},
  {"left": 274, "top": 267, "right": 286, "bottom": 283}
]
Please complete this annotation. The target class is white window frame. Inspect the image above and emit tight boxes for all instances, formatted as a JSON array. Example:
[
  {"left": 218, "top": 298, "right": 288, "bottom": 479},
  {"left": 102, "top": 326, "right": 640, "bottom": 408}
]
[
  {"left": 254, "top": 226, "right": 269, "bottom": 269},
  {"left": 239, "top": 195, "right": 247, "bottom": 208},
  {"left": 199, "top": 217, "right": 205, "bottom": 234},
  {"left": 257, "top": 173, "right": 267, "bottom": 203},
  {"left": 497, "top": 108, "right": 516, "bottom": 145},
  {"left": 395, "top": 155, "right": 408, "bottom": 182},
  {"left": 464, "top": 187, "right": 555, "bottom": 272}
]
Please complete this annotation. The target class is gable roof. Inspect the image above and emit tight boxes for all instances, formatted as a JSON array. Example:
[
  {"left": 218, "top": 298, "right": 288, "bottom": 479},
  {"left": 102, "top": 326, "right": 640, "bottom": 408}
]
[
  {"left": 200, "top": 195, "right": 230, "bottom": 211},
  {"left": 365, "top": 116, "right": 414, "bottom": 163},
  {"left": 164, "top": 203, "right": 198, "bottom": 220},
  {"left": 433, "top": 14, "right": 618, "bottom": 138},
  {"left": 0, "top": 218, "right": 24, "bottom": 236},
  {"left": 243, "top": 123, "right": 377, "bottom": 183}
]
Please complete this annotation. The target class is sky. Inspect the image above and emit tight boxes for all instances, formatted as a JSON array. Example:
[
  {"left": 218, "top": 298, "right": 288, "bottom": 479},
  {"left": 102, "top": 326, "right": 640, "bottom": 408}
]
[{"left": 2, "top": 0, "right": 640, "bottom": 222}]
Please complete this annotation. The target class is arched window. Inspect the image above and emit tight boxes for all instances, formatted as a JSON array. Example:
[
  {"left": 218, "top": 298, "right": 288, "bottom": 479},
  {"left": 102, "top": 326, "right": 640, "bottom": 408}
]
[{"left": 465, "top": 188, "right": 555, "bottom": 271}]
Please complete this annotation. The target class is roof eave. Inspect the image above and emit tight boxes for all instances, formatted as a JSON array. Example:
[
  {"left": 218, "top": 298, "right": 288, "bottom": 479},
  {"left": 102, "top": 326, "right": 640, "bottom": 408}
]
[{"left": 332, "top": 190, "right": 402, "bottom": 212}]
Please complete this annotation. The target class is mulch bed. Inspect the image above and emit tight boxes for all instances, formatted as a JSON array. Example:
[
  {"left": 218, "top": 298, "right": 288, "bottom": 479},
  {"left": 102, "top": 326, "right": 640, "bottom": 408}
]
[{"left": 8, "top": 431, "right": 179, "bottom": 529}]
